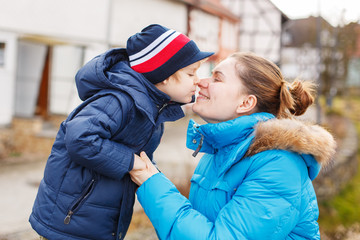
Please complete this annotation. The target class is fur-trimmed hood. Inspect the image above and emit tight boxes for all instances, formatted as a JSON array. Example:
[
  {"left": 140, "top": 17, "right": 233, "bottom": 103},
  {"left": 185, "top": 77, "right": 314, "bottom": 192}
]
[{"left": 246, "top": 118, "right": 337, "bottom": 166}]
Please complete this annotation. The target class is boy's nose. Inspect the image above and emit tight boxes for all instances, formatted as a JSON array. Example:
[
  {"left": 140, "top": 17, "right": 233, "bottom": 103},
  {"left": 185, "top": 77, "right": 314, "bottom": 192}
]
[{"left": 194, "top": 76, "right": 200, "bottom": 85}]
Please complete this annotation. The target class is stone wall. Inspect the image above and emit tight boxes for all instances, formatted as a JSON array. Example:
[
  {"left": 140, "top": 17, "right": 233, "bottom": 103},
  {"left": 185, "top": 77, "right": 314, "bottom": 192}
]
[
  {"left": 0, "top": 128, "right": 14, "bottom": 159},
  {"left": 0, "top": 116, "right": 65, "bottom": 162}
]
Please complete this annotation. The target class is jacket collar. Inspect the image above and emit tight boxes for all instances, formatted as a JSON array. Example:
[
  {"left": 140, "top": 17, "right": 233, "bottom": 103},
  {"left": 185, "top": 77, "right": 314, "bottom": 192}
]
[
  {"left": 187, "top": 113, "right": 274, "bottom": 176},
  {"left": 187, "top": 113, "right": 275, "bottom": 154}
]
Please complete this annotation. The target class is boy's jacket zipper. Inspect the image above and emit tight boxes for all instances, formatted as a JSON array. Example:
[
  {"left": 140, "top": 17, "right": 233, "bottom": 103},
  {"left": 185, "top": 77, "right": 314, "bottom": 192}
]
[{"left": 64, "top": 179, "right": 96, "bottom": 224}]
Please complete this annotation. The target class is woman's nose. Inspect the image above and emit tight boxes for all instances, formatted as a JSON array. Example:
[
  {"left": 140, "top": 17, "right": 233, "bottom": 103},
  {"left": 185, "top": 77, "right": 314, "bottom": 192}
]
[{"left": 198, "top": 78, "right": 209, "bottom": 88}]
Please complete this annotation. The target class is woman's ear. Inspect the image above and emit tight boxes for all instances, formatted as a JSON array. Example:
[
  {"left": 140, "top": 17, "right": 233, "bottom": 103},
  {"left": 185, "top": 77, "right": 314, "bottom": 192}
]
[{"left": 236, "top": 95, "right": 257, "bottom": 114}]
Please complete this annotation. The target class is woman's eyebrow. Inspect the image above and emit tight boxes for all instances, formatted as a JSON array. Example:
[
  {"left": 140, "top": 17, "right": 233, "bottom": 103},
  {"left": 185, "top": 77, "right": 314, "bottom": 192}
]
[{"left": 213, "top": 70, "right": 225, "bottom": 78}]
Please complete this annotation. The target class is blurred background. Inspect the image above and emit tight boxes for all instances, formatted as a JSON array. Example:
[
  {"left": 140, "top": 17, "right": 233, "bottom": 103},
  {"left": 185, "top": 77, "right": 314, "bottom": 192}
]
[{"left": 0, "top": 0, "right": 359, "bottom": 239}]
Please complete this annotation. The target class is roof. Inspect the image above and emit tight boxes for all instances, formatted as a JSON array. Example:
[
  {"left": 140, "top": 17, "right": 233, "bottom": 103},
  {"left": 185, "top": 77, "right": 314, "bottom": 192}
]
[
  {"left": 267, "top": 0, "right": 289, "bottom": 23},
  {"left": 283, "top": 16, "right": 333, "bottom": 47},
  {"left": 173, "top": 0, "right": 239, "bottom": 22}
]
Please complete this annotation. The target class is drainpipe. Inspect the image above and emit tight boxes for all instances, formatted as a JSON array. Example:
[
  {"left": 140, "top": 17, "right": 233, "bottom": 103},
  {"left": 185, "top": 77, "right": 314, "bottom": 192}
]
[{"left": 105, "top": 0, "right": 113, "bottom": 48}]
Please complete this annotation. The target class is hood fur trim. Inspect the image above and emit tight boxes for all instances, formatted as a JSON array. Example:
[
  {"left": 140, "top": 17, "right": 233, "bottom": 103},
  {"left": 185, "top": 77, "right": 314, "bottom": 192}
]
[{"left": 246, "top": 118, "right": 337, "bottom": 166}]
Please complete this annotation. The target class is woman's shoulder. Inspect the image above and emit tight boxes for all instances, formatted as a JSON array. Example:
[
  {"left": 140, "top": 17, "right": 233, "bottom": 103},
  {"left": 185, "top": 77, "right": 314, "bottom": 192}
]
[
  {"left": 222, "top": 150, "right": 299, "bottom": 185},
  {"left": 247, "top": 149, "right": 306, "bottom": 172}
]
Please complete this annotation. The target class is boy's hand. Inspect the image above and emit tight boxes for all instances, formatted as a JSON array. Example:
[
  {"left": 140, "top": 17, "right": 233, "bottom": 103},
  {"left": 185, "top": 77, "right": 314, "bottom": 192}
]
[{"left": 130, "top": 152, "right": 159, "bottom": 186}]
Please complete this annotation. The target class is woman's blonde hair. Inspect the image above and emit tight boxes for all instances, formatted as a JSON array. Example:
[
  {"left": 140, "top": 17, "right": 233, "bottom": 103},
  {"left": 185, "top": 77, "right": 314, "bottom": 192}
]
[{"left": 230, "top": 52, "right": 316, "bottom": 118}]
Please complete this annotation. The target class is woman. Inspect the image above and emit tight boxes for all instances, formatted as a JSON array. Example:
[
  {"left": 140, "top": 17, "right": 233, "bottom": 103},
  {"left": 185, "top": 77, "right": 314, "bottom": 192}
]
[{"left": 129, "top": 52, "right": 336, "bottom": 239}]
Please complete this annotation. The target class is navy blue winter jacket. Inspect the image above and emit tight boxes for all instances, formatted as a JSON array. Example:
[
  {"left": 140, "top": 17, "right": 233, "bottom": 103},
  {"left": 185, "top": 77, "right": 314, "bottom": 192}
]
[{"left": 29, "top": 48, "right": 185, "bottom": 240}]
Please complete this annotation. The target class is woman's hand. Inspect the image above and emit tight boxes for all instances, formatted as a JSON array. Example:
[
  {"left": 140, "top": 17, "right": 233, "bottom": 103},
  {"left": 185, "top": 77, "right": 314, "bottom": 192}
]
[{"left": 130, "top": 152, "right": 159, "bottom": 186}]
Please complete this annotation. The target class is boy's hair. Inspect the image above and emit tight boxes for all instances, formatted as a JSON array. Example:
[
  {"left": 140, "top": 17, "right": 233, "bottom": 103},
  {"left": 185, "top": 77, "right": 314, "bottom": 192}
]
[{"left": 126, "top": 24, "right": 213, "bottom": 84}]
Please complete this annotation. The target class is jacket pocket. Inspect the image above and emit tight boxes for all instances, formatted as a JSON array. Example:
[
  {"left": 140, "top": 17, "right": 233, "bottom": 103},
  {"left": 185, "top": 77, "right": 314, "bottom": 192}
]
[
  {"left": 191, "top": 174, "right": 232, "bottom": 192},
  {"left": 191, "top": 174, "right": 212, "bottom": 190},
  {"left": 64, "top": 178, "right": 96, "bottom": 224},
  {"left": 190, "top": 174, "right": 232, "bottom": 218}
]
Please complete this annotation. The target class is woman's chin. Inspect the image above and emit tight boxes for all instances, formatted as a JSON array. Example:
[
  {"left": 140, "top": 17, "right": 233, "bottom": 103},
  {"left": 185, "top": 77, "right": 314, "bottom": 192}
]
[
  {"left": 191, "top": 103, "right": 200, "bottom": 114},
  {"left": 191, "top": 106, "right": 209, "bottom": 123}
]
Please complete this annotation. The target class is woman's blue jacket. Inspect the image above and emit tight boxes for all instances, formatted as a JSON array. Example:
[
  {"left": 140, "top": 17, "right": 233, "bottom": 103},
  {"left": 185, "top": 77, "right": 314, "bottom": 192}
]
[
  {"left": 29, "top": 48, "right": 184, "bottom": 240},
  {"left": 137, "top": 113, "right": 336, "bottom": 239}
]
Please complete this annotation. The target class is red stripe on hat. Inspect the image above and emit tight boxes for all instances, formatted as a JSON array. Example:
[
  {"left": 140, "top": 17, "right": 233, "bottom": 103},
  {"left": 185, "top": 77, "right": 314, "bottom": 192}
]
[{"left": 131, "top": 34, "right": 190, "bottom": 73}]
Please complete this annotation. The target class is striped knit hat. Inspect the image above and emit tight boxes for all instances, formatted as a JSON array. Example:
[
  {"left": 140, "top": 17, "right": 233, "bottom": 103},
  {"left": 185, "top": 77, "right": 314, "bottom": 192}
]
[{"left": 127, "top": 24, "right": 214, "bottom": 84}]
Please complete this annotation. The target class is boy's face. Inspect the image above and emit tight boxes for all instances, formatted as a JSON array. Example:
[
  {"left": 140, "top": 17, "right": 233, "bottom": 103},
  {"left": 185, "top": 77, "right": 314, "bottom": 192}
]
[{"left": 155, "top": 61, "right": 201, "bottom": 103}]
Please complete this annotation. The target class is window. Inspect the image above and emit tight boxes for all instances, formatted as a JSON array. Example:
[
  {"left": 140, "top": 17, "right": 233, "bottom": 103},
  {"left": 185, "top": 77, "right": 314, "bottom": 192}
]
[{"left": 0, "top": 42, "right": 5, "bottom": 67}]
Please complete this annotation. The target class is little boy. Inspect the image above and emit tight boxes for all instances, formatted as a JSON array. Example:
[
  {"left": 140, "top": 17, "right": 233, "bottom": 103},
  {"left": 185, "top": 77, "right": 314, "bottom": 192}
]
[{"left": 29, "top": 24, "right": 213, "bottom": 240}]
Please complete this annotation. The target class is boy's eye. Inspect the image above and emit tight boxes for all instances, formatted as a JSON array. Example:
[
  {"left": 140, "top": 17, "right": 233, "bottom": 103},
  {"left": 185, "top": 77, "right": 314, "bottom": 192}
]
[{"left": 214, "top": 78, "right": 221, "bottom": 82}]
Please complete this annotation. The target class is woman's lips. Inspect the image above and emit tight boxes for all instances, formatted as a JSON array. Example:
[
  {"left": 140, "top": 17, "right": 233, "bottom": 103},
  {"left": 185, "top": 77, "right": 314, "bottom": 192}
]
[{"left": 197, "top": 92, "right": 210, "bottom": 101}]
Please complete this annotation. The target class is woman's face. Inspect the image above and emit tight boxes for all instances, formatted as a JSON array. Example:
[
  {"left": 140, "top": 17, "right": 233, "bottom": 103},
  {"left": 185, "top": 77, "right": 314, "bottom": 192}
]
[{"left": 192, "top": 57, "right": 249, "bottom": 123}]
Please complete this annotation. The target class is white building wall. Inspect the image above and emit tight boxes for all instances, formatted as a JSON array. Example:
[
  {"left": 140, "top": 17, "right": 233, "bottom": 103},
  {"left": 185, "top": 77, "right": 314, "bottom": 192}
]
[
  {"left": 239, "top": 0, "right": 282, "bottom": 63},
  {"left": 186, "top": 8, "right": 221, "bottom": 80},
  {"left": 221, "top": 20, "right": 238, "bottom": 52},
  {"left": 0, "top": 0, "right": 190, "bottom": 50},
  {"left": 281, "top": 47, "right": 319, "bottom": 81},
  {"left": 188, "top": 9, "right": 220, "bottom": 53},
  {"left": 50, "top": 45, "right": 83, "bottom": 115},
  {"left": 0, "top": 0, "right": 187, "bottom": 47},
  {"left": 0, "top": 0, "right": 218, "bottom": 124},
  {"left": 347, "top": 58, "right": 360, "bottom": 87},
  {"left": 221, "top": 0, "right": 283, "bottom": 63},
  {"left": 0, "top": 32, "right": 17, "bottom": 125},
  {"left": 0, "top": 0, "right": 110, "bottom": 43},
  {"left": 14, "top": 41, "right": 47, "bottom": 118},
  {"left": 110, "top": 0, "right": 187, "bottom": 46}
]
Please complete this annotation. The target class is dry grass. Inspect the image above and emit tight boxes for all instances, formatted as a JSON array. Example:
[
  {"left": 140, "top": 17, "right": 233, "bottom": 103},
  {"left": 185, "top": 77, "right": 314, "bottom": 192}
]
[
  {"left": 128, "top": 210, "right": 153, "bottom": 233},
  {"left": 319, "top": 96, "right": 360, "bottom": 239}
]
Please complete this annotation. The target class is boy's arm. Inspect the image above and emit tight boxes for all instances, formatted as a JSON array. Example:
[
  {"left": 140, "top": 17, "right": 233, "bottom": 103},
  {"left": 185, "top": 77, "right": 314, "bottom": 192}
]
[{"left": 64, "top": 94, "right": 135, "bottom": 180}]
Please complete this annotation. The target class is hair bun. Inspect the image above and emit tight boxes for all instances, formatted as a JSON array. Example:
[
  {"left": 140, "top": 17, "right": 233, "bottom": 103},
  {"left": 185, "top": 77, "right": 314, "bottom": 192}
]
[{"left": 288, "top": 80, "right": 316, "bottom": 116}]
